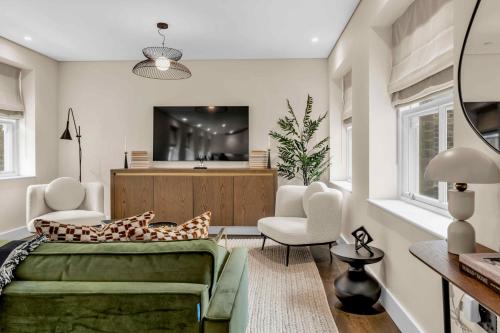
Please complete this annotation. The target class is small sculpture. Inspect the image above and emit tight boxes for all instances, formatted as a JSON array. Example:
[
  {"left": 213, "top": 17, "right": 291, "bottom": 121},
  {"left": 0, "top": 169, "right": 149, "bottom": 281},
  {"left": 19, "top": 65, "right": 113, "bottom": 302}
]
[
  {"left": 351, "top": 226, "right": 374, "bottom": 256},
  {"left": 194, "top": 154, "right": 207, "bottom": 169}
]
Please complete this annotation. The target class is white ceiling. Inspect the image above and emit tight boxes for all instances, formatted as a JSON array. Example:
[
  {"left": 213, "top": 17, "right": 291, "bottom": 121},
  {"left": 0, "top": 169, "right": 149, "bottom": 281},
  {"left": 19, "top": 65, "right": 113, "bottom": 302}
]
[{"left": 0, "top": 0, "right": 359, "bottom": 61}]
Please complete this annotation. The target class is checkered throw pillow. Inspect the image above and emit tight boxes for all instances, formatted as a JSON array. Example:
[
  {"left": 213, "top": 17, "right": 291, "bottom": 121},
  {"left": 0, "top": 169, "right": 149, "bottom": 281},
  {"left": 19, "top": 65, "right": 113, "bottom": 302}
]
[
  {"left": 34, "top": 211, "right": 155, "bottom": 242},
  {"left": 127, "top": 211, "right": 211, "bottom": 241}
]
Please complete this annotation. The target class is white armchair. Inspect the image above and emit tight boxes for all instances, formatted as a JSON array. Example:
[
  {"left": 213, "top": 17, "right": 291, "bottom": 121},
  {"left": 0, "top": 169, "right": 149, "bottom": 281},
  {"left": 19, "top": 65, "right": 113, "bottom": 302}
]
[
  {"left": 257, "top": 182, "right": 343, "bottom": 266},
  {"left": 26, "top": 177, "right": 105, "bottom": 232}
]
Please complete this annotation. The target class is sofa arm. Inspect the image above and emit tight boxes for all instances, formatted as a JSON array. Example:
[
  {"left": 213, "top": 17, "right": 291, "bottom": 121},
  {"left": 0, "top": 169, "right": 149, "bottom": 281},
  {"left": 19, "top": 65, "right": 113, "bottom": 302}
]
[
  {"left": 203, "top": 247, "right": 248, "bottom": 333},
  {"left": 26, "top": 184, "right": 51, "bottom": 231},
  {"left": 79, "top": 182, "right": 104, "bottom": 213}
]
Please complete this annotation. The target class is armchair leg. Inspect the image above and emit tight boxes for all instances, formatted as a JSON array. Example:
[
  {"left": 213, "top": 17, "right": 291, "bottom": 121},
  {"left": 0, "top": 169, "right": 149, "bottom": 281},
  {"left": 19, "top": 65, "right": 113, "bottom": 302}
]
[
  {"left": 261, "top": 235, "right": 267, "bottom": 251},
  {"left": 285, "top": 245, "right": 290, "bottom": 266}
]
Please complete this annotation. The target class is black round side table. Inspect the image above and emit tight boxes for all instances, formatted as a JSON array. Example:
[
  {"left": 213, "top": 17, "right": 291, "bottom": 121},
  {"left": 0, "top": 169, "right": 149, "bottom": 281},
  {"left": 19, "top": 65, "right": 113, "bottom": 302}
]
[{"left": 331, "top": 244, "right": 384, "bottom": 311}]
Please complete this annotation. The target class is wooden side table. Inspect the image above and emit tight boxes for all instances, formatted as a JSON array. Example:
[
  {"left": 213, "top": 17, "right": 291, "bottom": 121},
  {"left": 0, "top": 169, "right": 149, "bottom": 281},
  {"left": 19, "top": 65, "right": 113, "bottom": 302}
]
[
  {"left": 410, "top": 240, "right": 499, "bottom": 333},
  {"left": 331, "top": 244, "right": 385, "bottom": 310}
]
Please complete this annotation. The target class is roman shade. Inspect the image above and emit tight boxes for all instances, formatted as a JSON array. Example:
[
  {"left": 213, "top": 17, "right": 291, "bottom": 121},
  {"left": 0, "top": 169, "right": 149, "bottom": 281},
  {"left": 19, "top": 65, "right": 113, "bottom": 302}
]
[
  {"left": 389, "top": 0, "right": 453, "bottom": 106},
  {"left": 0, "top": 62, "right": 24, "bottom": 118},
  {"left": 342, "top": 71, "right": 352, "bottom": 123}
]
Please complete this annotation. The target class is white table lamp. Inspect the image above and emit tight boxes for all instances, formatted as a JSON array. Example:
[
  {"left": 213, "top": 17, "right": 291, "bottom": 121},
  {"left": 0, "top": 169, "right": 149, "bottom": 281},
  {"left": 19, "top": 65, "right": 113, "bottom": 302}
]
[{"left": 425, "top": 147, "right": 500, "bottom": 254}]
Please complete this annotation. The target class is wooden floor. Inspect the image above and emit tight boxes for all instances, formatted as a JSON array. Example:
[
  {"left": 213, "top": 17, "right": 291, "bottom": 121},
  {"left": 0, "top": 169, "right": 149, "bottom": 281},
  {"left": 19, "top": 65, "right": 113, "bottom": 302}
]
[{"left": 309, "top": 244, "right": 400, "bottom": 333}]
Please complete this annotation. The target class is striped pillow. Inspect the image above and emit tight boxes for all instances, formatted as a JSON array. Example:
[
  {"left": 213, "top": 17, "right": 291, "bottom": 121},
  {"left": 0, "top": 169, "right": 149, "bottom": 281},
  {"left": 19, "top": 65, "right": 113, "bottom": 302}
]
[
  {"left": 128, "top": 211, "right": 211, "bottom": 241},
  {"left": 34, "top": 211, "right": 155, "bottom": 242}
]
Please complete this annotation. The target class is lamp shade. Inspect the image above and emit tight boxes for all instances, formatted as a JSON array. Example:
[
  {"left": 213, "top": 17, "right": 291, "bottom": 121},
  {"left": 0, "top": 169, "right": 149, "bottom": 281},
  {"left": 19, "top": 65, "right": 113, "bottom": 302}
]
[
  {"left": 424, "top": 147, "right": 500, "bottom": 184},
  {"left": 60, "top": 126, "right": 72, "bottom": 140}
]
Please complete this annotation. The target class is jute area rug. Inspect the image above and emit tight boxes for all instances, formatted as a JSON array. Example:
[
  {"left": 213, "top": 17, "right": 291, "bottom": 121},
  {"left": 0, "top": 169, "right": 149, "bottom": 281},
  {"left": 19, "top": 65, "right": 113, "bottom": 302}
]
[{"left": 223, "top": 238, "right": 339, "bottom": 333}]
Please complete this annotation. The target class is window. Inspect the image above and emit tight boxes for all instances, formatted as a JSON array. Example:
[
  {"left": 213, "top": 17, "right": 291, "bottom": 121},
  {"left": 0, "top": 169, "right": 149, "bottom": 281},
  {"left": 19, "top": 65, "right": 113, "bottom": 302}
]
[
  {"left": 0, "top": 118, "right": 18, "bottom": 176},
  {"left": 399, "top": 92, "right": 453, "bottom": 210},
  {"left": 346, "top": 125, "right": 352, "bottom": 181},
  {"left": 342, "top": 71, "right": 352, "bottom": 182}
]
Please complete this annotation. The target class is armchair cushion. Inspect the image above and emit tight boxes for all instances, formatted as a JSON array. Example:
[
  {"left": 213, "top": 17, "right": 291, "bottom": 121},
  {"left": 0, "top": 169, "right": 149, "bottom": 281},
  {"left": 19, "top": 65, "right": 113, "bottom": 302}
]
[
  {"left": 28, "top": 210, "right": 106, "bottom": 232},
  {"left": 258, "top": 217, "right": 307, "bottom": 245},
  {"left": 44, "top": 177, "right": 85, "bottom": 211}
]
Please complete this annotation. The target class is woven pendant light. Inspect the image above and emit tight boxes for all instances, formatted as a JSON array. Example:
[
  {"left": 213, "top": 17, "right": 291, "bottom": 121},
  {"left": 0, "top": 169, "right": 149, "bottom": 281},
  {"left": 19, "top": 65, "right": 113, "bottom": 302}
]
[{"left": 132, "top": 23, "right": 191, "bottom": 80}]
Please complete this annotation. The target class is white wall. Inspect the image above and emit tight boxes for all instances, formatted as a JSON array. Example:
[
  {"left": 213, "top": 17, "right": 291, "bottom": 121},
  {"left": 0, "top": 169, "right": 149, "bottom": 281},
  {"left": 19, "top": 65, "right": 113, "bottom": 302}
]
[
  {"left": 0, "top": 37, "right": 59, "bottom": 234},
  {"left": 328, "top": 1, "right": 500, "bottom": 332},
  {"left": 455, "top": 0, "right": 500, "bottom": 266},
  {"left": 57, "top": 59, "right": 329, "bottom": 217}
]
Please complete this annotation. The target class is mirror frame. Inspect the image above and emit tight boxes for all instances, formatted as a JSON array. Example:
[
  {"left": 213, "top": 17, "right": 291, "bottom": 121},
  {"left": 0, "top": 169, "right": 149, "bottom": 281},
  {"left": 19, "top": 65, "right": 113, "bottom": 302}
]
[{"left": 458, "top": 0, "right": 500, "bottom": 154}]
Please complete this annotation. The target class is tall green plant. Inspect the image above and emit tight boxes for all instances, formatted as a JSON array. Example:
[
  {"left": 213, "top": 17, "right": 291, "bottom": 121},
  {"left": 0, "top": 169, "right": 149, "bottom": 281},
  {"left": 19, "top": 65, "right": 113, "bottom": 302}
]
[{"left": 269, "top": 95, "right": 330, "bottom": 186}]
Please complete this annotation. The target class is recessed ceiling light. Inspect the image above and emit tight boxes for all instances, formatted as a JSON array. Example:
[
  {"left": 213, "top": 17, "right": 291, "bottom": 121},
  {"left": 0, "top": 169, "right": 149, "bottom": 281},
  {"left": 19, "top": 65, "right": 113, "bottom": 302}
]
[
  {"left": 229, "top": 130, "right": 234, "bottom": 134},
  {"left": 182, "top": 117, "right": 188, "bottom": 122},
  {"left": 206, "top": 128, "right": 211, "bottom": 131},
  {"left": 24, "top": 36, "right": 32, "bottom": 41},
  {"left": 213, "top": 132, "right": 217, "bottom": 135},
  {"left": 221, "top": 123, "right": 226, "bottom": 128},
  {"left": 197, "top": 123, "right": 202, "bottom": 127},
  {"left": 311, "top": 37, "right": 319, "bottom": 43}
]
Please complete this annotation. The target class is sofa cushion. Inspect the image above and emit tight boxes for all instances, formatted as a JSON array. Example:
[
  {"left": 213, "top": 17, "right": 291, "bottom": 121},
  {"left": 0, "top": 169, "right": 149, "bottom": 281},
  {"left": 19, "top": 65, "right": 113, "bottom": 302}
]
[
  {"left": 257, "top": 216, "right": 308, "bottom": 245},
  {"left": 128, "top": 211, "right": 211, "bottom": 241},
  {"left": 28, "top": 210, "right": 106, "bottom": 232},
  {"left": 0, "top": 281, "right": 208, "bottom": 333},
  {"left": 44, "top": 177, "right": 85, "bottom": 211},
  {"left": 14, "top": 239, "right": 227, "bottom": 295},
  {"left": 302, "top": 182, "right": 327, "bottom": 217},
  {"left": 34, "top": 211, "right": 154, "bottom": 242}
]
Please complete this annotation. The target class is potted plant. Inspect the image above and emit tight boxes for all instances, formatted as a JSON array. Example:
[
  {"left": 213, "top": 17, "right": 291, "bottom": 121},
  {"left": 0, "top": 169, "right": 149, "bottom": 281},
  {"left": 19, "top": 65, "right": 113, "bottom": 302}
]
[{"left": 269, "top": 95, "right": 330, "bottom": 186}]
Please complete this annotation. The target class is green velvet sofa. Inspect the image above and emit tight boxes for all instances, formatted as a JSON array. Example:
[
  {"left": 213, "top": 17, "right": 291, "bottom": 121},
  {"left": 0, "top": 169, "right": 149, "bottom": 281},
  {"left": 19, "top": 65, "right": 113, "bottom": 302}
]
[{"left": 0, "top": 239, "right": 248, "bottom": 333}]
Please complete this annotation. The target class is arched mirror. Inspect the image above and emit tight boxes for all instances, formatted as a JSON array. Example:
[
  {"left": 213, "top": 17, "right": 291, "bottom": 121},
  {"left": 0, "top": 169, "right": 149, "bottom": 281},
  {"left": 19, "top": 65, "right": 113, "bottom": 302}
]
[{"left": 459, "top": 0, "right": 500, "bottom": 152}]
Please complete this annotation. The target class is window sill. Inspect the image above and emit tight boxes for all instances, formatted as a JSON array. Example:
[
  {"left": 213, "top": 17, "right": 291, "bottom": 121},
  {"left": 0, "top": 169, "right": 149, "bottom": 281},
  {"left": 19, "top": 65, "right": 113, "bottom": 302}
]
[
  {"left": 329, "top": 180, "right": 352, "bottom": 193},
  {"left": 367, "top": 199, "right": 452, "bottom": 239},
  {"left": 0, "top": 175, "right": 36, "bottom": 181}
]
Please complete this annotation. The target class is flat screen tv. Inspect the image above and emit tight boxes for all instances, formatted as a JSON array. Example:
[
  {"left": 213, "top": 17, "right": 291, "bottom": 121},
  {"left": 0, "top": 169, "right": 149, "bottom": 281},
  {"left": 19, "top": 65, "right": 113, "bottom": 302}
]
[{"left": 153, "top": 106, "right": 249, "bottom": 161}]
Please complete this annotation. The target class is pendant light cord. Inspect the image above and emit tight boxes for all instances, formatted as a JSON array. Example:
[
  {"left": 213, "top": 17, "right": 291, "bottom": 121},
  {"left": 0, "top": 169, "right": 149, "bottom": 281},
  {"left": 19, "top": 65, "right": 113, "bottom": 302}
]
[{"left": 158, "top": 29, "right": 166, "bottom": 47}]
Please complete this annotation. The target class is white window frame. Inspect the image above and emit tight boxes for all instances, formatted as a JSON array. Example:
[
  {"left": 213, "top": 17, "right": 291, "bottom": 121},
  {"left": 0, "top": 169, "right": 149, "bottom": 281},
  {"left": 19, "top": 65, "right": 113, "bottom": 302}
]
[
  {"left": 398, "top": 92, "right": 453, "bottom": 212},
  {"left": 0, "top": 117, "right": 19, "bottom": 177},
  {"left": 345, "top": 124, "right": 352, "bottom": 182}
]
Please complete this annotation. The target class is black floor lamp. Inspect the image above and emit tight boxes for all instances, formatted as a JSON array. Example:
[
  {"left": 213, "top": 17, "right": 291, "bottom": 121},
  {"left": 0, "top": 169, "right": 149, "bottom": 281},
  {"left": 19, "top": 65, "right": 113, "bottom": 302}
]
[{"left": 60, "top": 107, "right": 82, "bottom": 182}]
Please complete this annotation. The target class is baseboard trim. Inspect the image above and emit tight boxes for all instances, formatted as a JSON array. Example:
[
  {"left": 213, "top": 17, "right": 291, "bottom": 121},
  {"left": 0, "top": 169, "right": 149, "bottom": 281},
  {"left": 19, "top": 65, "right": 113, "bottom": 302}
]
[
  {"left": 340, "top": 234, "right": 423, "bottom": 333},
  {"left": 0, "top": 226, "right": 31, "bottom": 240}
]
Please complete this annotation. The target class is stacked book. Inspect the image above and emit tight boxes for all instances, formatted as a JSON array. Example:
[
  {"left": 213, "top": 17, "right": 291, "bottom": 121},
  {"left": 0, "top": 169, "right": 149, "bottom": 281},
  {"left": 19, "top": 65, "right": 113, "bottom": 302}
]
[
  {"left": 459, "top": 252, "right": 500, "bottom": 294},
  {"left": 130, "top": 151, "right": 151, "bottom": 169},
  {"left": 249, "top": 150, "right": 269, "bottom": 169}
]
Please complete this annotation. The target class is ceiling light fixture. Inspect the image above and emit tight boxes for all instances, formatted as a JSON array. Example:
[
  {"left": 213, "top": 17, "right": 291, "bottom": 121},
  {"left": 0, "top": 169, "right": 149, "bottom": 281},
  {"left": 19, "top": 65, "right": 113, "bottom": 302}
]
[
  {"left": 132, "top": 22, "right": 191, "bottom": 80},
  {"left": 221, "top": 123, "right": 226, "bottom": 128},
  {"left": 311, "top": 37, "right": 319, "bottom": 43},
  {"left": 24, "top": 36, "right": 32, "bottom": 41},
  {"left": 182, "top": 117, "right": 188, "bottom": 122}
]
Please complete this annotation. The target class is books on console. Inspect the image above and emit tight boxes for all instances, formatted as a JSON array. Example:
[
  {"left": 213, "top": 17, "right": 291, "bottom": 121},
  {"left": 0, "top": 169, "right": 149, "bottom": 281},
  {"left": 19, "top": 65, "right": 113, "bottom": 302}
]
[
  {"left": 459, "top": 252, "right": 500, "bottom": 294},
  {"left": 130, "top": 151, "right": 151, "bottom": 169},
  {"left": 249, "top": 150, "right": 268, "bottom": 169}
]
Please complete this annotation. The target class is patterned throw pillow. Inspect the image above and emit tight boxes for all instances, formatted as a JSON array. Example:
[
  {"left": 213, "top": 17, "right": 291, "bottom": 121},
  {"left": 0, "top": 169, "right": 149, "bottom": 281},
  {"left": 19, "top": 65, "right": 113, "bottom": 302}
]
[
  {"left": 34, "top": 211, "right": 155, "bottom": 242},
  {"left": 127, "top": 211, "right": 211, "bottom": 241}
]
